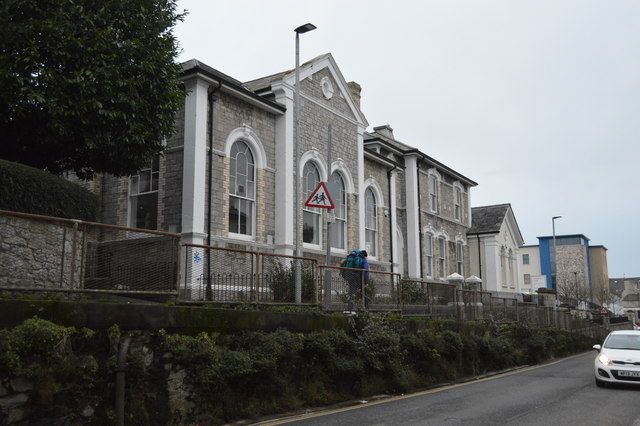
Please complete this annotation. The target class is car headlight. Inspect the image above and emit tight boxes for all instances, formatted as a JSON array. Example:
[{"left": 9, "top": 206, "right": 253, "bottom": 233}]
[{"left": 598, "top": 353, "right": 611, "bottom": 365}]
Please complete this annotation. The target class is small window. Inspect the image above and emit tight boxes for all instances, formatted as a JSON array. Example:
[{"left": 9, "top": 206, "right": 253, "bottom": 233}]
[
  {"left": 429, "top": 175, "right": 438, "bottom": 213},
  {"left": 456, "top": 241, "right": 463, "bottom": 275},
  {"left": 524, "top": 274, "right": 531, "bottom": 285},
  {"left": 454, "top": 187, "right": 462, "bottom": 221},
  {"left": 365, "top": 187, "right": 377, "bottom": 257},
  {"left": 329, "top": 172, "right": 346, "bottom": 250},
  {"left": 129, "top": 156, "right": 159, "bottom": 230},
  {"left": 438, "top": 237, "right": 446, "bottom": 279},
  {"left": 425, "top": 233, "right": 434, "bottom": 277},
  {"left": 522, "top": 254, "right": 530, "bottom": 265}
]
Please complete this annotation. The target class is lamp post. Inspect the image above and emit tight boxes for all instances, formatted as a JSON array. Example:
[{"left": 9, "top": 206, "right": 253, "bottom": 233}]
[
  {"left": 293, "top": 23, "right": 316, "bottom": 304},
  {"left": 551, "top": 215, "right": 562, "bottom": 293}
]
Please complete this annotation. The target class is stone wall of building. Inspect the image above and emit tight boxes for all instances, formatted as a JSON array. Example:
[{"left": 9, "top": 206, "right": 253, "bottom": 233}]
[
  {"left": 206, "top": 91, "right": 277, "bottom": 247},
  {"left": 297, "top": 70, "right": 360, "bottom": 255},
  {"left": 300, "top": 68, "right": 356, "bottom": 120},
  {"left": 417, "top": 168, "right": 471, "bottom": 280},
  {"left": 363, "top": 157, "right": 392, "bottom": 269},
  {"left": 556, "top": 244, "right": 590, "bottom": 298}
]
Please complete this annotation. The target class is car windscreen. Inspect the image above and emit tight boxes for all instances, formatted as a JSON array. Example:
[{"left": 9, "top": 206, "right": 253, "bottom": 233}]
[{"left": 604, "top": 334, "right": 640, "bottom": 350}]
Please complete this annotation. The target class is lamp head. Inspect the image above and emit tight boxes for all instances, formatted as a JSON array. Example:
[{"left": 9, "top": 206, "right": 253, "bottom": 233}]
[
  {"left": 552, "top": 216, "right": 562, "bottom": 220},
  {"left": 295, "top": 23, "right": 317, "bottom": 34}
]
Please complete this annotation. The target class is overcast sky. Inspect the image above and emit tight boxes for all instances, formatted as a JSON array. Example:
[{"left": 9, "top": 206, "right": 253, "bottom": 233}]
[{"left": 175, "top": 0, "right": 640, "bottom": 277}]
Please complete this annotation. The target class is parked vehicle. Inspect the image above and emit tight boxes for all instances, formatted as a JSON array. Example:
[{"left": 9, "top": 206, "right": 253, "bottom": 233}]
[{"left": 593, "top": 330, "right": 640, "bottom": 387}]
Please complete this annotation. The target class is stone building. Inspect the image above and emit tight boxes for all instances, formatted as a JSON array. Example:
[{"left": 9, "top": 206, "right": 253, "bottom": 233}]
[
  {"left": 467, "top": 204, "right": 524, "bottom": 293},
  {"left": 87, "top": 53, "right": 477, "bottom": 292},
  {"left": 363, "top": 126, "right": 477, "bottom": 280}
]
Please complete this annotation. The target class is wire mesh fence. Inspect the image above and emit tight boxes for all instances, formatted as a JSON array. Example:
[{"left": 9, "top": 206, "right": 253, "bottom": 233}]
[
  {"left": 0, "top": 210, "right": 180, "bottom": 293},
  {"left": 317, "top": 265, "right": 367, "bottom": 312},
  {"left": 0, "top": 209, "right": 624, "bottom": 339},
  {"left": 182, "top": 244, "right": 318, "bottom": 303}
]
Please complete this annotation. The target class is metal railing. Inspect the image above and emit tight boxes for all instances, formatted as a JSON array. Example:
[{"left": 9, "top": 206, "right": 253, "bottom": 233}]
[
  {"left": 0, "top": 210, "right": 180, "bottom": 294},
  {"left": 183, "top": 243, "right": 318, "bottom": 304},
  {"left": 0, "top": 209, "right": 626, "bottom": 339}
]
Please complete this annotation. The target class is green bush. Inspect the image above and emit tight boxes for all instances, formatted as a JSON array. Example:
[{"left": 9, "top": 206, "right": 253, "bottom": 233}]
[
  {"left": 0, "top": 158, "right": 98, "bottom": 220},
  {"left": 265, "top": 262, "right": 317, "bottom": 303},
  {"left": 0, "top": 317, "right": 98, "bottom": 412}
]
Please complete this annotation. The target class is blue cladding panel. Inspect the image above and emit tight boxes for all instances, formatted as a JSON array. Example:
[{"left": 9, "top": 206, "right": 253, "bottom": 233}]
[{"left": 539, "top": 239, "right": 552, "bottom": 288}]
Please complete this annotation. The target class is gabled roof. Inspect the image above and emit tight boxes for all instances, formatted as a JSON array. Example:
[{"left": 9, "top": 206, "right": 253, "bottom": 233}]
[
  {"left": 181, "top": 59, "right": 286, "bottom": 115},
  {"left": 468, "top": 203, "right": 525, "bottom": 246},
  {"left": 468, "top": 204, "right": 511, "bottom": 234},
  {"left": 243, "top": 53, "right": 368, "bottom": 126},
  {"left": 364, "top": 130, "right": 478, "bottom": 187}
]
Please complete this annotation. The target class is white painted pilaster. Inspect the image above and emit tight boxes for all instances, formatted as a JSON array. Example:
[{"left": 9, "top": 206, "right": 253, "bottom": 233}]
[
  {"left": 357, "top": 125, "right": 366, "bottom": 249},
  {"left": 484, "top": 238, "right": 501, "bottom": 292},
  {"left": 390, "top": 170, "right": 399, "bottom": 272},
  {"left": 273, "top": 84, "right": 295, "bottom": 255},
  {"left": 404, "top": 155, "right": 421, "bottom": 278},
  {"left": 181, "top": 77, "right": 209, "bottom": 245}
]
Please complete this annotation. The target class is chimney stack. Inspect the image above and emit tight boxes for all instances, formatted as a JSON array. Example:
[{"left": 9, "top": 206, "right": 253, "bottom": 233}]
[
  {"left": 373, "top": 124, "right": 394, "bottom": 139},
  {"left": 347, "top": 81, "right": 361, "bottom": 109}
]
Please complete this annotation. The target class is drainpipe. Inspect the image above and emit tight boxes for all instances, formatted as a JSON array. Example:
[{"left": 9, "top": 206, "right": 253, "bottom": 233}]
[
  {"left": 416, "top": 158, "right": 424, "bottom": 279},
  {"left": 206, "top": 82, "right": 222, "bottom": 301},
  {"left": 115, "top": 336, "right": 132, "bottom": 426},
  {"left": 477, "top": 234, "right": 482, "bottom": 279}
]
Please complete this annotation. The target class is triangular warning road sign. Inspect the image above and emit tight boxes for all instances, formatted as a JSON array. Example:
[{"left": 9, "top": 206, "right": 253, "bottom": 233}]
[{"left": 304, "top": 181, "right": 335, "bottom": 209}]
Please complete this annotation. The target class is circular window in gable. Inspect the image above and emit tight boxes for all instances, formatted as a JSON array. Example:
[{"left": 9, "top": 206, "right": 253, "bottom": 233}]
[{"left": 320, "top": 76, "right": 334, "bottom": 99}]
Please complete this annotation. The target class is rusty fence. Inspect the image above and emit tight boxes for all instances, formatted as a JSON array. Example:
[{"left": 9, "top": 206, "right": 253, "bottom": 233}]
[
  {"left": 0, "top": 210, "right": 180, "bottom": 294},
  {"left": 318, "top": 266, "right": 401, "bottom": 312},
  {"left": 182, "top": 243, "right": 318, "bottom": 303},
  {"left": 0, "top": 210, "right": 623, "bottom": 338}
]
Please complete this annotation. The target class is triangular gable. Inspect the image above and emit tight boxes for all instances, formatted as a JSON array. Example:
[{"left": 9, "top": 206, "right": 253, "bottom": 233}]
[
  {"left": 502, "top": 206, "right": 525, "bottom": 247},
  {"left": 281, "top": 53, "right": 368, "bottom": 127}
]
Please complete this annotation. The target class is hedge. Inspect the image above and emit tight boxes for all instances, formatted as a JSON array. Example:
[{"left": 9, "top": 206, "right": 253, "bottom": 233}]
[{"left": 0, "top": 159, "right": 99, "bottom": 221}]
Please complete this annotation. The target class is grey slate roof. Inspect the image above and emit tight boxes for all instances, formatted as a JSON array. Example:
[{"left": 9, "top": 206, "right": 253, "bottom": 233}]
[{"left": 468, "top": 204, "right": 511, "bottom": 235}]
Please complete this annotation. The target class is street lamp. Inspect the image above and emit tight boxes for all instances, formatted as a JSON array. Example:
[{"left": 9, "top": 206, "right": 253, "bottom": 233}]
[
  {"left": 551, "top": 216, "right": 562, "bottom": 292},
  {"left": 293, "top": 23, "right": 316, "bottom": 304}
]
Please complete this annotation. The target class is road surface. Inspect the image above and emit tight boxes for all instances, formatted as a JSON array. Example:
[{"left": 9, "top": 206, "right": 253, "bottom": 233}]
[{"left": 267, "top": 352, "right": 640, "bottom": 426}]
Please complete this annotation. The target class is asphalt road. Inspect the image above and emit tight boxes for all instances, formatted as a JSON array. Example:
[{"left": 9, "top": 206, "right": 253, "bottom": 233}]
[{"left": 268, "top": 352, "right": 640, "bottom": 426}]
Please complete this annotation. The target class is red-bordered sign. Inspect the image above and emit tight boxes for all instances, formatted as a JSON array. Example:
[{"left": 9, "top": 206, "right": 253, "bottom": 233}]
[{"left": 304, "top": 181, "right": 335, "bottom": 209}]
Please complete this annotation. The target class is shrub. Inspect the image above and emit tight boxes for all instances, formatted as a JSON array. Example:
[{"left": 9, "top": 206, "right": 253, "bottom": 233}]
[
  {"left": 0, "top": 158, "right": 99, "bottom": 220},
  {"left": 265, "top": 262, "right": 317, "bottom": 303}
]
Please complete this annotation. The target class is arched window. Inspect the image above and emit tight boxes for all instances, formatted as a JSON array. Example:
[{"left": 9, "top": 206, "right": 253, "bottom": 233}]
[
  {"left": 329, "top": 172, "right": 346, "bottom": 250},
  {"left": 425, "top": 233, "right": 434, "bottom": 277},
  {"left": 303, "top": 162, "right": 321, "bottom": 245},
  {"left": 456, "top": 241, "right": 464, "bottom": 275},
  {"left": 500, "top": 246, "right": 507, "bottom": 287},
  {"left": 438, "top": 237, "right": 446, "bottom": 279},
  {"left": 365, "top": 187, "right": 377, "bottom": 257},
  {"left": 228, "top": 140, "right": 255, "bottom": 236}
]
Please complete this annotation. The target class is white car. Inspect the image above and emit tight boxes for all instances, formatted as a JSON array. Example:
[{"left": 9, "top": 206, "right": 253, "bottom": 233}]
[{"left": 593, "top": 330, "right": 640, "bottom": 387}]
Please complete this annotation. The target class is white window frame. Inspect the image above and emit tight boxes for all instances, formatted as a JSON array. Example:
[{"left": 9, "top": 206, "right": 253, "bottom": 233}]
[
  {"left": 456, "top": 241, "right": 464, "bottom": 275},
  {"left": 228, "top": 140, "right": 256, "bottom": 240},
  {"left": 438, "top": 237, "right": 446, "bottom": 280},
  {"left": 302, "top": 161, "right": 322, "bottom": 249},
  {"left": 425, "top": 233, "right": 434, "bottom": 278},
  {"left": 365, "top": 187, "right": 378, "bottom": 257},
  {"left": 128, "top": 156, "right": 160, "bottom": 230},
  {"left": 454, "top": 186, "right": 462, "bottom": 221},
  {"left": 428, "top": 174, "right": 438, "bottom": 213},
  {"left": 329, "top": 172, "right": 347, "bottom": 251},
  {"left": 522, "top": 254, "right": 530, "bottom": 265}
]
